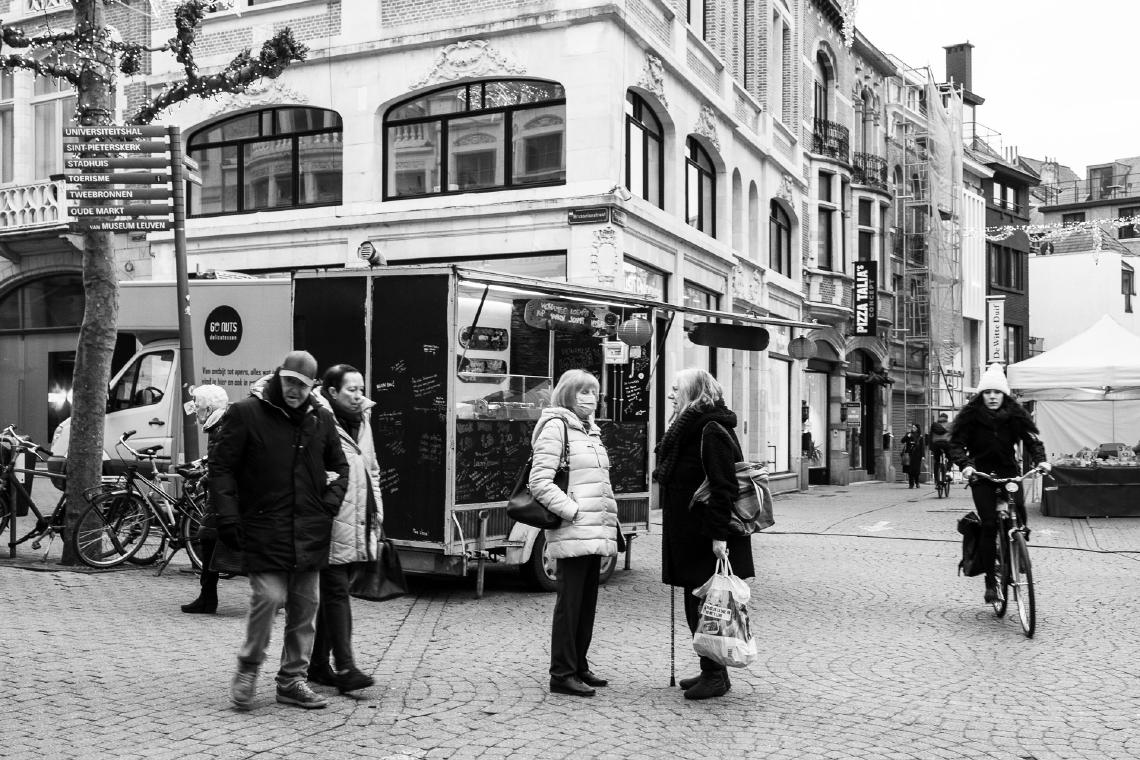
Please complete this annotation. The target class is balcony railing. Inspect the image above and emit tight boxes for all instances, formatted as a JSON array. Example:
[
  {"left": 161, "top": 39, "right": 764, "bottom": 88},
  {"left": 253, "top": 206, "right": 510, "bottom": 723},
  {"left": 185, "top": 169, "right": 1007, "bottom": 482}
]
[
  {"left": 852, "top": 152, "right": 888, "bottom": 191},
  {"left": 812, "top": 118, "right": 849, "bottom": 164},
  {"left": 1039, "top": 174, "right": 1140, "bottom": 206},
  {"left": 0, "top": 179, "right": 70, "bottom": 232}
]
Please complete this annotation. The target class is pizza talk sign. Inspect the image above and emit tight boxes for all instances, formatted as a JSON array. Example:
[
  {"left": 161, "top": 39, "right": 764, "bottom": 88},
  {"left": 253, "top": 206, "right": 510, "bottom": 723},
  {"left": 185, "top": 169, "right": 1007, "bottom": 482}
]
[{"left": 853, "top": 261, "right": 877, "bottom": 337}]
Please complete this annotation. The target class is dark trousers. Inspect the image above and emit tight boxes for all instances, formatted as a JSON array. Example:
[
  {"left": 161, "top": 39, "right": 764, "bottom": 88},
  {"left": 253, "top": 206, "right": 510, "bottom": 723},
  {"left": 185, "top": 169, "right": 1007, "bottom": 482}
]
[
  {"left": 312, "top": 564, "right": 355, "bottom": 671},
  {"left": 969, "top": 482, "right": 1028, "bottom": 582},
  {"left": 683, "top": 585, "right": 726, "bottom": 674},
  {"left": 198, "top": 536, "right": 219, "bottom": 591},
  {"left": 549, "top": 555, "right": 600, "bottom": 679}
]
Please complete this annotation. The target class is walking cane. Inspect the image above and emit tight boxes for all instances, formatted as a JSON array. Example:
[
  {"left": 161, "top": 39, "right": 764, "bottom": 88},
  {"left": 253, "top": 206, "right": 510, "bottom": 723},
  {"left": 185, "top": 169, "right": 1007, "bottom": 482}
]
[{"left": 669, "top": 584, "right": 676, "bottom": 687}]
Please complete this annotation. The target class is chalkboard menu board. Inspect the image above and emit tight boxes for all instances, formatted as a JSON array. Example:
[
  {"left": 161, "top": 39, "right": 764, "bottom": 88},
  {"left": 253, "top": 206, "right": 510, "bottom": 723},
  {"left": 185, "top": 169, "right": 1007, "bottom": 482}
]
[
  {"left": 598, "top": 420, "right": 649, "bottom": 494},
  {"left": 455, "top": 419, "right": 535, "bottom": 504},
  {"left": 554, "top": 330, "right": 603, "bottom": 379},
  {"left": 510, "top": 299, "right": 551, "bottom": 378},
  {"left": 370, "top": 274, "right": 449, "bottom": 542}
]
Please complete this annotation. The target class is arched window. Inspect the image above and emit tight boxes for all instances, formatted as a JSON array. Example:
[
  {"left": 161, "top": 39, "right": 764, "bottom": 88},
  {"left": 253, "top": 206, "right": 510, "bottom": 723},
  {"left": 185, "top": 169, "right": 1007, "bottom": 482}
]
[
  {"left": 685, "top": 137, "right": 715, "bottom": 236},
  {"left": 625, "top": 91, "right": 663, "bottom": 208},
  {"left": 384, "top": 79, "right": 566, "bottom": 199},
  {"left": 0, "top": 273, "right": 84, "bottom": 331},
  {"left": 769, "top": 200, "right": 791, "bottom": 276},
  {"left": 814, "top": 52, "right": 832, "bottom": 123},
  {"left": 187, "top": 107, "right": 343, "bottom": 217}
]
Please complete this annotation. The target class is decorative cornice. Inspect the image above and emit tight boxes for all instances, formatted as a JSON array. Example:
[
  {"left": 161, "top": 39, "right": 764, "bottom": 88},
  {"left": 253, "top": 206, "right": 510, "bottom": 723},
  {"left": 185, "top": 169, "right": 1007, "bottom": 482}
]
[
  {"left": 410, "top": 40, "right": 526, "bottom": 91},
  {"left": 636, "top": 52, "right": 668, "bottom": 108},
  {"left": 694, "top": 104, "right": 720, "bottom": 152},
  {"left": 205, "top": 80, "right": 309, "bottom": 118}
]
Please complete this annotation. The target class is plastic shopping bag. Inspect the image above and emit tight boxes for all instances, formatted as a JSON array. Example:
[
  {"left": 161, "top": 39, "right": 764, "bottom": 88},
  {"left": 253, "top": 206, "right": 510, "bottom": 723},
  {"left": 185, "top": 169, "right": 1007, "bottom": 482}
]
[{"left": 691, "top": 558, "right": 757, "bottom": 668}]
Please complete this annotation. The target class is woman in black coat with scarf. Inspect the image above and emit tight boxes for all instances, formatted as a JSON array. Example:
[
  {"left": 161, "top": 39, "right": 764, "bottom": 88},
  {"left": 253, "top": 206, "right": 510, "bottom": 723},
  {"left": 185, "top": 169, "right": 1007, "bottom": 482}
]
[
  {"left": 655, "top": 368, "right": 754, "bottom": 701},
  {"left": 900, "top": 423, "right": 925, "bottom": 488}
]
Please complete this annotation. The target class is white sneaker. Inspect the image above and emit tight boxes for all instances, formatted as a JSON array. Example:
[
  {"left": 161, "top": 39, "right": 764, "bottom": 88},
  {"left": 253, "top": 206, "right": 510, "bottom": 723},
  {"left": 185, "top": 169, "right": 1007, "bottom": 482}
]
[{"left": 276, "top": 679, "right": 328, "bottom": 709}]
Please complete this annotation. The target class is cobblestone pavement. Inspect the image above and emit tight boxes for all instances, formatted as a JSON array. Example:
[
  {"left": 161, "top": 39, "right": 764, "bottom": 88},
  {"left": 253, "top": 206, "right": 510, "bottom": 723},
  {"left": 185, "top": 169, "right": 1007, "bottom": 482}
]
[{"left": 2, "top": 481, "right": 1139, "bottom": 759}]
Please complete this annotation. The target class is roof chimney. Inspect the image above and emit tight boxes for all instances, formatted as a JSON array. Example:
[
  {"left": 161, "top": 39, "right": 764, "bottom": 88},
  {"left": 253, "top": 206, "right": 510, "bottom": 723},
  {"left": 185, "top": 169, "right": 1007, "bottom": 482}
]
[{"left": 944, "top": 42, "right": 974, "bottom": 91}]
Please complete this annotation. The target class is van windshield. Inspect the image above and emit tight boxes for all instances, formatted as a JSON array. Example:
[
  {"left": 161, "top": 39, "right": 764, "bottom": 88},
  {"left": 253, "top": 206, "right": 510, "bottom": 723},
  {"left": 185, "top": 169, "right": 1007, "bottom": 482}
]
[{"left": 108, "top": 350, "right": 174, "bottom": 412}]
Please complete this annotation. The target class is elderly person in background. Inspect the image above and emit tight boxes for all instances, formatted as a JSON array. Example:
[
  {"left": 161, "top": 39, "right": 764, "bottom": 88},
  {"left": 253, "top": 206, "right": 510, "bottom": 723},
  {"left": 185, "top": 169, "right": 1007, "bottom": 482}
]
[
  {"left": 181, "top": 384, "right": 230, "bottom": 615},
  {"left": 529, "top": 369, "right": 621, "bottom": 698}
]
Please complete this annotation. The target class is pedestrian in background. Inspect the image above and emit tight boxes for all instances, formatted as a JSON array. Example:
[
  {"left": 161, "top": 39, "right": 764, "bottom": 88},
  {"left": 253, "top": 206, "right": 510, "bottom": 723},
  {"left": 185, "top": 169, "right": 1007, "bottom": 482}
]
[
  {"left": 949, "top": 364, "right": 1051, "bottom": 604},
  {"left": 212, "top": 350, "right": 349, "bottom": 711},
  {"left": 654, "top": 367, "right": 754, "bottom": 701},
  {"left": 308, "top": 364, "right": 380, "bottom": 695},
  {"left": 901, "top": 423, "right": 925, "bottom": 489},
  {"left": 529, "top": 369, "right": 621, "bottom": 697},
  {"left": 180, "top": 384, "right": 230, "bottom": 615}
]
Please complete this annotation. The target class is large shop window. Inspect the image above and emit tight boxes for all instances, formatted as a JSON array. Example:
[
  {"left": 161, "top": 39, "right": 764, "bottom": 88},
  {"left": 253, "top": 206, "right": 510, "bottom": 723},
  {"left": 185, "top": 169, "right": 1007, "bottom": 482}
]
[
  {"left": 0, "top": 273, "right": 84, "bottom": 332},
  {"left": 685, "top": 137, "right": 715, "bottom": 236},
  {"left": 682, "top": 282, "right": 719, "bottom": 375},
  {"left": 765, "top": 358, "right": 791, "bottom": 473},
  {"left": 187, "top": 107, "right": 343, "bottom": 217},
  {"left": 384, "top": 79, "right": 566, "bottom": 199},
  {"left": 625, "top": 92, "right": 663, "bottom": 208}
]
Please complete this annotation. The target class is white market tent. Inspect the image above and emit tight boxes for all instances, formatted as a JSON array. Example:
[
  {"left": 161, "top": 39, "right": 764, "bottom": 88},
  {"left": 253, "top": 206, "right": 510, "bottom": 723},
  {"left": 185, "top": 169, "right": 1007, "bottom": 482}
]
[{"left": 1007, "top": 315, "right": 1140, "bottom": 458}]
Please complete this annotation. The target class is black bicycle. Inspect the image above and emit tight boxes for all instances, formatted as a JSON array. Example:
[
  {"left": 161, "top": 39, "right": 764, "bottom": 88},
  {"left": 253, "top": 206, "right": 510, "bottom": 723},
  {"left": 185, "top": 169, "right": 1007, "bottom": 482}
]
[
  {"left": 970, "top": 469, "right": 1042, "bottom": 638},
  {"left": 0, "top": 425, "right": 70, "bottom": 559},
  {"left": 71, "top": 431, "right": 208, "bottom": 572},
  {"left": 932, "top": 449, "right": 952, "bottom": 498}
]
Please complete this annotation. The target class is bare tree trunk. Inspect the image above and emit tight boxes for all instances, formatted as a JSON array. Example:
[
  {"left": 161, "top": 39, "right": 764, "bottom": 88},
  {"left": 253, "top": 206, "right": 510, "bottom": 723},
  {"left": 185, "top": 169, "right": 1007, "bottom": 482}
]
[{"left": 61, "top": 0, "right": 117, "bottom": 565}]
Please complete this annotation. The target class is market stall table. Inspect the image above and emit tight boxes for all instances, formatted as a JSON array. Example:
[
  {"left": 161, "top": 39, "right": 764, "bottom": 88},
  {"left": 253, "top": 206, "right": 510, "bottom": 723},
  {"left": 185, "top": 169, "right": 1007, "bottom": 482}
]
[{"left": 1041, "top": 465, "right": 1140, "bottom": 517}]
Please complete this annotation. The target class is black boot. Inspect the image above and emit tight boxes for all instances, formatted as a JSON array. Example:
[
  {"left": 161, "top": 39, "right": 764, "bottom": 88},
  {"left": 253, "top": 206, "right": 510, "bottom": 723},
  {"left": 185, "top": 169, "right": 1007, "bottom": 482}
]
[
  {"left": 683, "top": 670, "right": 730, "bottom": 700},
  {"left": 181, "top": 587, "right": 218, "bottom": 614},
  {"left": 679, "top": 671, "right": 732, "bottom": 691},
  {"left": 983, "top": 575, "right": 1002, "bottom": 604}
]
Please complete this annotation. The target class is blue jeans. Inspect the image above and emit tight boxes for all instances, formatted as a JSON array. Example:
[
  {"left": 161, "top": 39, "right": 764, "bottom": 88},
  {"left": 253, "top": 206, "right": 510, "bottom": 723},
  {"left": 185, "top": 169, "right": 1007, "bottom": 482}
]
[{"left": 237, "top": 570, "right": 321, "bottom": 686}]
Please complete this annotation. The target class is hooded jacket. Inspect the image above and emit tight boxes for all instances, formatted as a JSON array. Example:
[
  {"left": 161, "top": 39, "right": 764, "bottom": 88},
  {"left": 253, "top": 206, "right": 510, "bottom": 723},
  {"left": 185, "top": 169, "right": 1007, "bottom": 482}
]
[
  {"left": 528, "top": 406, "right": 620, "bottom": 560},
  {"left": 312, "top": 390, "right": 382, "bottom": 566},
  {"left": 948, "top": 396, "right": 1047, "bottom": 477},
  {"left": 210, "top": 372, "right": 349, "bottom": 573}
]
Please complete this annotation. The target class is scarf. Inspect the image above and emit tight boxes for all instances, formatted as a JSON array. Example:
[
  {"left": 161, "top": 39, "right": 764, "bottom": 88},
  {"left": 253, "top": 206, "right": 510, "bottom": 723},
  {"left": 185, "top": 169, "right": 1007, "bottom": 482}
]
[
  {"left": 322, "top": 386, "right": 363, "bottom": 441},
  {"left": 653, "top": 401, "right": 736, "bottom": 483}
]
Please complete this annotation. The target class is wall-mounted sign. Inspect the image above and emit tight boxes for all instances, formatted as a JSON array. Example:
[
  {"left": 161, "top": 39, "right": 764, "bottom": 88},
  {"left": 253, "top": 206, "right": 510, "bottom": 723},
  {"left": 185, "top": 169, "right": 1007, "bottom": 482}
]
[
  {"left": 204, "top": 305, "right": 242, "bottom": 357},
  {"left": 853, "top": 261, "right": 878, "bottom": 336},
  {"left": 459, "top": 326, "right": 509, "bottom": 351},
  {"left": 603, "top": 340, "right": 629, "bottom": 364},
  {"left": 987, "top": 296, "right": 1005, "bottom": 364},
  {"left": 567, "top": 206, "right": 610, "bottom": 225},
  {"left": 844, "top": 403, "right": 862, "bottom": 424},
  {"left": 523, "top": 299, "right": 606, "bottom": 334},
  {"left": 457, "top": 357, "right": 508, "bottom": 377}
]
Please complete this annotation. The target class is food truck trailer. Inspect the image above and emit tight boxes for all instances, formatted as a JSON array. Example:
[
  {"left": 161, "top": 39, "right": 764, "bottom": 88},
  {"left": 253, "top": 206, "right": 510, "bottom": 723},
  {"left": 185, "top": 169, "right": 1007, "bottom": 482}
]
[{"left": 292, "top": 265, "right": 809, "bottom": 596}]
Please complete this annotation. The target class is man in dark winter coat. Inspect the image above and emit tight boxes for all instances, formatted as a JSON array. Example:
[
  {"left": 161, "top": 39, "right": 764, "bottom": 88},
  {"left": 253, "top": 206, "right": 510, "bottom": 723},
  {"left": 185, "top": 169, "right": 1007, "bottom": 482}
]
[
  {"left": 212, "top": 350, "right": 349, "bottom": 711},
  {"left": 948, "top": 364, "right": 1050, "bottom": 604}
]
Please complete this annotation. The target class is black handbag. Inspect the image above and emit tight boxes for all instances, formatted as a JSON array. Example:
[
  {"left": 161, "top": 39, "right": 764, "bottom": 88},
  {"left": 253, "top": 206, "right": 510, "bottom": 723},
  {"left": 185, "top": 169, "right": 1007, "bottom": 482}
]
[
  {"left": 506, "top": 417, "right": 569, "bottom": 529},
  {"left": 349, "top": 536, "right": 408, "bottom": 601}
]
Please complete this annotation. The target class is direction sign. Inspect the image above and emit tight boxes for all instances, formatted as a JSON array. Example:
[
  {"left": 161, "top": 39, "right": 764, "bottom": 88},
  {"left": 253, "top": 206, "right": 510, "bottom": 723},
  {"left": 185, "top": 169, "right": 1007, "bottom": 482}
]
[
  {"left": 67, "top": 187, "right": 172, "bottom": 201},
  {"left": 63, "top": 125, "right": 168, "bottom": 138},
  {"left": 67, "top": 172, "right": 171, "bottom": 185},
  {"left": 65, "top": 157, "right": 169, "bottom": 171},
  {"left": 64, "top": 140, "right": 170, "bottom": 154},
  {"left": 70, "top": 220, "right": 172, "bottom": 232},
  {"left": 70, "top": 203, "right": 173, "bottom": 217}
]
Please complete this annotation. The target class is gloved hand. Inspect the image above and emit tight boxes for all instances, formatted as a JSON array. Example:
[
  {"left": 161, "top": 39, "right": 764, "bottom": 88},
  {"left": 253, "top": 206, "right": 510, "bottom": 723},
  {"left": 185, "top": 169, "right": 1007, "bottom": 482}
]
[
  {"left": 1036, "top": 462, "right": 1052, "bottom": 475},
  {"left": 961, "top": 466, "right": 977, "bottom": 482},
  {"left": 217, "top": 522, "right": 242, "bottom": 551},
  {"left": 712, "top": 539, "right": 728, "bottom": 561}
]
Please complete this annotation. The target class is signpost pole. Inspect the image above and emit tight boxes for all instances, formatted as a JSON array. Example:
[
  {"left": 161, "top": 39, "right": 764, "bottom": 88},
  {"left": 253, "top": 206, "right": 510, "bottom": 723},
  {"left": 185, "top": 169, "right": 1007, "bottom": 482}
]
[{"left": 168, "top": 126, "right": 199, "bottom": 462}]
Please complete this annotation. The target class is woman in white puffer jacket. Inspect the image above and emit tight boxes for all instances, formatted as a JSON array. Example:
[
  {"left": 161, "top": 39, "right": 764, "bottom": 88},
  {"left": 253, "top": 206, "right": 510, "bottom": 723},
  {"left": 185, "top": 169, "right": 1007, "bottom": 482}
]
[
  {"left": 529, "top": 369, "right": 620, "bottom": 698},
  {"left": 308, "top": 364, "right": 381, "bottom": 695}
]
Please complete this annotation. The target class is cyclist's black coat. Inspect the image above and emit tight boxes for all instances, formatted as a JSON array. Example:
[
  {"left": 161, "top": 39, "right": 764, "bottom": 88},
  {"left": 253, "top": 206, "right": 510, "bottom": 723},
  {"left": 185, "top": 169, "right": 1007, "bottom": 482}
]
[
  {"left": 210, "top": 372, "right": 349, "bottom": 573},
  {"left": 947, "top": 396, "right": 1047, "bottom": 477}
]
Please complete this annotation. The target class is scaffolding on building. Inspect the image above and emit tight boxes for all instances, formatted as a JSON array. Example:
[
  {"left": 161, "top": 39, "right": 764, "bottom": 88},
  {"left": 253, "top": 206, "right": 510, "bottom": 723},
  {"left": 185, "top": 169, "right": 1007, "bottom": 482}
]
[{"left": 894, "top": 69, "right": 964, "bottom": 431}]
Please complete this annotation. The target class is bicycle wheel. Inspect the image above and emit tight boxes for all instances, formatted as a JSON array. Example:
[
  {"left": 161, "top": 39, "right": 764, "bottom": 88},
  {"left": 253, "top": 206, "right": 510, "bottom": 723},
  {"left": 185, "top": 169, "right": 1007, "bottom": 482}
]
[
  {"left": 71, "top": 492, "right": 150, "bottom": 568},
  {"left": 1010, "top": 531, "right": 1036, "bottom": 638},
  {"left": 178, "top": 496, "right": 207, "bottom": 571},
  {"left": 991, "top": 524, "right": 1009, "bottom": 617},
  {"left": 126, "top": 496, "right": 167, "bottom": 566}
]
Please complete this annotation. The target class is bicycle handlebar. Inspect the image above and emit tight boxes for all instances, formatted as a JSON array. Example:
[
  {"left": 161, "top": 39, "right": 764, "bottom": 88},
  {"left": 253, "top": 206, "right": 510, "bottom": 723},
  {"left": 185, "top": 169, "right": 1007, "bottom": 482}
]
[
  {"left": 1, "top": 424, "right": 45, "bottom": 454},
  {"left": 969, "top": 468, "right": 1045, "bottom": 485}
]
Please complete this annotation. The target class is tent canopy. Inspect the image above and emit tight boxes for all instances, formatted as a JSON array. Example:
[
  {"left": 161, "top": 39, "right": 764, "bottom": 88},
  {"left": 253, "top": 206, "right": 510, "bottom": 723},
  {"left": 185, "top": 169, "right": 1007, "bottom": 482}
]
[{"left": 1008, "top": 314, "right": 1140, "bottom": 397}]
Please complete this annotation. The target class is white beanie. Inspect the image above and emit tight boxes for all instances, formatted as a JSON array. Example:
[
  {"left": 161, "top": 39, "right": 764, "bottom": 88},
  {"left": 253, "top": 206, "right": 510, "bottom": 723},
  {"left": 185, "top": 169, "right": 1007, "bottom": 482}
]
[{"left": 976, "top": 363, "right": 1011, "bottom": 396}]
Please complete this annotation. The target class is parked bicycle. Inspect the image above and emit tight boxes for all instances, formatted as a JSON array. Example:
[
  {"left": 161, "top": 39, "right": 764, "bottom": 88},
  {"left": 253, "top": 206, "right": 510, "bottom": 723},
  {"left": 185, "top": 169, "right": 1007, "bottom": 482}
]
[
  {"left": 71, "top": 430, "right": 209, "bottom": 573},
  {"left": 0, "top": 425, "right": 71, "bottom": 559},
  {"left": 969, "top": 469, "right": 1042, "bottom": 638}
]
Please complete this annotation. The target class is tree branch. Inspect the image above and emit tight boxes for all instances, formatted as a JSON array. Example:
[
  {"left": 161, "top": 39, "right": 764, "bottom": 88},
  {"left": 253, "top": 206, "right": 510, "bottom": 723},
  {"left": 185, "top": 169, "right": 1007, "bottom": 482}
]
[
  {"left": 128, "top": 28, "right": 307, "bottom": 125},
  {"left": 0, "top": 54, "right": 82, "bottom": 85}
]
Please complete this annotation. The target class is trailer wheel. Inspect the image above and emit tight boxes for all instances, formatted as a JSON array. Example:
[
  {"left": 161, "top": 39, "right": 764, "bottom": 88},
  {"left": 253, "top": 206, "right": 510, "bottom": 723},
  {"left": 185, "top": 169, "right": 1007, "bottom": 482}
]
[{"left": 522, "top": 531, "right": 619, "bottom": 592}]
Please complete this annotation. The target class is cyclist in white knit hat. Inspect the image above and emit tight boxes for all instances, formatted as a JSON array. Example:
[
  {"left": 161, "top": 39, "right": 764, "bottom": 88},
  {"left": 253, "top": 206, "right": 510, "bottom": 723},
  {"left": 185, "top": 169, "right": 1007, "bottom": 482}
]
[{"left": 947, "top": 364, "right": 1051, "bottom": 603}]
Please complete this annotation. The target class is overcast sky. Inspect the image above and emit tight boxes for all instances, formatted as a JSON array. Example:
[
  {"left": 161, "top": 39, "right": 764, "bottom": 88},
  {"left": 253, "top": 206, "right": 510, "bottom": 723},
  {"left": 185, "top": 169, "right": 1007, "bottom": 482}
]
[{"left": 854, "top": 0, "right": 1136, "bottom": 178}]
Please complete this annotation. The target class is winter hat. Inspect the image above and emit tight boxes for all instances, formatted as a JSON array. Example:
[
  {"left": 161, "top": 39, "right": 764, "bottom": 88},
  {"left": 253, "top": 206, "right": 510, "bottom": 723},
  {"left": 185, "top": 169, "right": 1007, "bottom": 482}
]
[
  {"left": 279, "top": 350, "right": 318, "bottom": 387},
  {"left": 976, "top": 363, "right": 1011, "bottom": 396}
]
